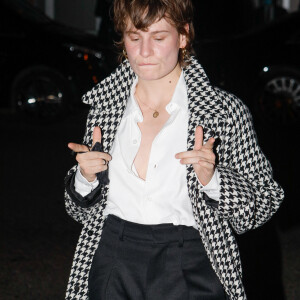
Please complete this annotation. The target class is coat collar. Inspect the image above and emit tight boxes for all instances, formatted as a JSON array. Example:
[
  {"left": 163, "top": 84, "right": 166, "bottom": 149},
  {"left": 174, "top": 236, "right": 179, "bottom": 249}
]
[{"left": 81, "top": 56, "right": 225, "bottom": 153}]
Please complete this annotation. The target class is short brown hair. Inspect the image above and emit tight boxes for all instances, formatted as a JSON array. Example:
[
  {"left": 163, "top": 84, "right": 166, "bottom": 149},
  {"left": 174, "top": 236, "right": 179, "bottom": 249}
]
[{"left": 113, "top": 0, "right": 195, "bottom": 66}]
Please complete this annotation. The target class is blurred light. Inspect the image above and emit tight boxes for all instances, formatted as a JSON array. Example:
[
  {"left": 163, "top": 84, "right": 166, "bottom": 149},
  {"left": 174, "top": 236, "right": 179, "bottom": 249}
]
[
  {"left": 263, "top": 67, "right": 269, "bottom": 72},
  {"left": 58, "top": 92, "right": 63, "bottom": 97},
  {"left": 28, "top": 98, "right": 36, "bottom": 104},
  {"left": 84, "top": 54, "right": 89, "bottom": 61},
  {"left": 92, "top": 76, "right": 98, "bottom": 84},
  {"left": 64, "top": 44, "right": 103, "bottom": 60}
]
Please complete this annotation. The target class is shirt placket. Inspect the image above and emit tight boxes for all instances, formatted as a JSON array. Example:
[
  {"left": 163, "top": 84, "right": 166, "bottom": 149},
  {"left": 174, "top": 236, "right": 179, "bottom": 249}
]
[{"left": 141, "top": 108, "right": 180, "bottom": 223}]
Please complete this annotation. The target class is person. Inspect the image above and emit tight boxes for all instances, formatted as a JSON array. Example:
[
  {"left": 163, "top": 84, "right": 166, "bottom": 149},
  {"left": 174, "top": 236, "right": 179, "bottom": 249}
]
[{"left": 64, "top": 0, "right": 284, "bottom": 299}]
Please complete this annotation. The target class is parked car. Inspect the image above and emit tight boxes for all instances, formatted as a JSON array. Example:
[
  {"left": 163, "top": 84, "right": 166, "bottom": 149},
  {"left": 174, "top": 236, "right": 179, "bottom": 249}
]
[
  {"left": 194, "top": 10, "right": 300, "bottom": 126},
  {"left": 0, "top": 0, "right": 118, "bottom": 119}
]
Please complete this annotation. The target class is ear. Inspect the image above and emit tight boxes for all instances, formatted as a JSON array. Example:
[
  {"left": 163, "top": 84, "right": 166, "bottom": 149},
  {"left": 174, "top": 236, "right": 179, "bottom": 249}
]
[{"left": 179, "top": 23, "right": 189, "bottom": 48}]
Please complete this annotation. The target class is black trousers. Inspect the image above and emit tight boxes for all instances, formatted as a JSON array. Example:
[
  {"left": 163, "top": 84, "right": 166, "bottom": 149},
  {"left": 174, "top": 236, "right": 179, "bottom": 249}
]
[{"left": 88, "top": 214, "right": 228, "bottom": 300}]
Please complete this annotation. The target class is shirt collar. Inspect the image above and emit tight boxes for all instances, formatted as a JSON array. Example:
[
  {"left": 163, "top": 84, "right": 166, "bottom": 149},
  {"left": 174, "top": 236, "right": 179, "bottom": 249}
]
[
  {"left": 123, "top": 70, "right": 188, "bottom": 120},
  {"left": 122, "top": 76, "right": 142, "bottom": 121},
  {"left": 166, "top": 70, "right": 188, "bottom": 114}
]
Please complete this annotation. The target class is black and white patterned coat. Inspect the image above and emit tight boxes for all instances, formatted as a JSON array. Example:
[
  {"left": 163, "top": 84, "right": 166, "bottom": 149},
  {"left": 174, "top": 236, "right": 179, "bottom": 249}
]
[{"left": 64, "top": 57, "right": 284, "bottom": 300}]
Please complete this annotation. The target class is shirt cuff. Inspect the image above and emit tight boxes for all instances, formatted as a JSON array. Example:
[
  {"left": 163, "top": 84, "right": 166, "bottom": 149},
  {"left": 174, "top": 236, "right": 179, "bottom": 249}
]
[
  {"left": 74, "top": 166, "right": 99, "bottom": 197},
  {"left": 197, "top": 168, "right": 221, "bottom": 201}
]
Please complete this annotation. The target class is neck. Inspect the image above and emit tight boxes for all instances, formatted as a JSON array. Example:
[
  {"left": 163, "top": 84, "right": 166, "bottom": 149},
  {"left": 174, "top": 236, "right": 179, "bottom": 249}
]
[{"left": 135, "top": 63, "right": 182, "bottom": 108}]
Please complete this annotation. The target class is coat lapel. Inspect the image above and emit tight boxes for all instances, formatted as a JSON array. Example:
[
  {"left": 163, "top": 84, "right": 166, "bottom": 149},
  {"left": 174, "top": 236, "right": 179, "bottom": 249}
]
[
  {"left": 183, "top": 57, "right": 226, "bottom": 202},
  {"left": 82, "top": 59, "right": 135, "bottom": 153}
]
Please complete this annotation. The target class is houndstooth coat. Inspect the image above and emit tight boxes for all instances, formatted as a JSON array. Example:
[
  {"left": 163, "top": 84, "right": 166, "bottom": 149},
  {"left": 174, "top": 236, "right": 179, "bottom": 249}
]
[{"left": 64, "top": 57, "right": 284, "bottom": 300}]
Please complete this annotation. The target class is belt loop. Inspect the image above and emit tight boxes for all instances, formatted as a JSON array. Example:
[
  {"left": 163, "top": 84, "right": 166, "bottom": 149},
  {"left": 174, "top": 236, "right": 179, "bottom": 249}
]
[
  {"left": 178, "top": 226, "right": 184, "bottom": 247},
  {"left": 118, "top": 220, "right": 125, "bottom": 241}
]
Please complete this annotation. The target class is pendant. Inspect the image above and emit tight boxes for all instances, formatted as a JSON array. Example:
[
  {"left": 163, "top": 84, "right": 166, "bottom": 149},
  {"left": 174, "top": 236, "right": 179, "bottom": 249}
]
[{"left": 153, "top": 111, "right": 159, "bottom": 118}]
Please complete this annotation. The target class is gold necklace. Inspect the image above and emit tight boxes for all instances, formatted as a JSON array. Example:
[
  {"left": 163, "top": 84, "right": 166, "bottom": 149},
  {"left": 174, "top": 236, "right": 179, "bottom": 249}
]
[{"left": 135, "top": 93, "right": 159, "bottom": 118}]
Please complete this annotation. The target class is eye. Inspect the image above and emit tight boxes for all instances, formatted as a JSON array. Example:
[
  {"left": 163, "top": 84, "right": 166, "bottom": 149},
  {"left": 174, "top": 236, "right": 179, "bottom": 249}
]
[
  {"left": 128, "top": 34, "right": 139, "bottom": 41},
  {"left": 153, "top": 36, "right": 165, "bottom": 41}
]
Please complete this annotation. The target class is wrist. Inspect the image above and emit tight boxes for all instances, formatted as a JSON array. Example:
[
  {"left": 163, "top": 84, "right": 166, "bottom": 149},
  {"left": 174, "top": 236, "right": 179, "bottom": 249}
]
[
  {"left": 197, "top": 169, "right": 215, "bottom": 186},
  {"left": 79, "top": 168, "right": 96, "bottom": 182}
]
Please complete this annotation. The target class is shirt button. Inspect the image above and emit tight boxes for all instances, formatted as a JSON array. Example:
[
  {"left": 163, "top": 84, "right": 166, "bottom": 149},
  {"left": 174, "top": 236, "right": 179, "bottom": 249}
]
[
  {"left": 147, "top": 197, "right": 152, "bottom": 201},
  {"left": 133, "top": 139, "right": 138, "bottom": 144},
  {"left": 154, "top": 164, "right": 158, "bottom": 169}
]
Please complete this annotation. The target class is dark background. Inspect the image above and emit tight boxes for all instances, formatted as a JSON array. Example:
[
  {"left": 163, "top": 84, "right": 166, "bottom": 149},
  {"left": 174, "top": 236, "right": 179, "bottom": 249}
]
[{"left": 1, "top": 0, "right": 299, "bottom": 299}]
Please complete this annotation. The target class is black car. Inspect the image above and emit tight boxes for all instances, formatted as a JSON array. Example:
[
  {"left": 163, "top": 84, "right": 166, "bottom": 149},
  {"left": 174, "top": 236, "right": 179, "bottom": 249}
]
[
  {"left": 194, "top": 10, "right": 300, "bottom": 126},
  {"left": 0, "top": 0, "right": 118, "bottom": 118}
]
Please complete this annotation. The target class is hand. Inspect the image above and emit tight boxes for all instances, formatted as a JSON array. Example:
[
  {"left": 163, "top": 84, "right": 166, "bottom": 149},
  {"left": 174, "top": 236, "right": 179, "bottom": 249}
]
[
  {"left": 175, "top": 126, "right": 215, "bottom": 186},
  {"left": 68, "top": 127, "right": 112, "bottom": 182}
]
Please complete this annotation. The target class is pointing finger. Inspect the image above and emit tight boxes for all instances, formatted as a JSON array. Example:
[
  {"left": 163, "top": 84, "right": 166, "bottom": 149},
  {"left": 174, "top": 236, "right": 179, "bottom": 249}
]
[
  {"left": 92, "top": 126, "right": 102, "bottom": 147},
  {"left": 193, "top": 126, "right": 203, "bottom": 151},
  {"left": 68, "top": 143, "right": 89, "bottom": 153}
]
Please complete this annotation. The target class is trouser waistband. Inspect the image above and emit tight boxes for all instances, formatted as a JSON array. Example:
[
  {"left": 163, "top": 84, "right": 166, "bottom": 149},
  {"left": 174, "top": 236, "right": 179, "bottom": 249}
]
[{"left": 104, "top": 214, "right": 201, "bottom": 247}]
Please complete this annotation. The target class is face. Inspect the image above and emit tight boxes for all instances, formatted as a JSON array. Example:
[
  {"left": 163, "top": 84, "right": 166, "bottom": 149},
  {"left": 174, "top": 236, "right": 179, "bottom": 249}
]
[{"left": 123, "top": 18, "right": 187, "bottom": 81}]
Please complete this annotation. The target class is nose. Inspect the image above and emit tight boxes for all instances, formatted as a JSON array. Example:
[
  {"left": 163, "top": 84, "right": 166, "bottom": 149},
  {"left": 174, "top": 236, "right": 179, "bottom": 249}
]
[{"left": 140, "top": 39, "right": 153, "bottom": 58}]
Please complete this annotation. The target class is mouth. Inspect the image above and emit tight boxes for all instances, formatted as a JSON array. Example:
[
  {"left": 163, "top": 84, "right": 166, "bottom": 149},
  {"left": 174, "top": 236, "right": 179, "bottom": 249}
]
[{"left": 138, "top": 63, "right": 157, "bottom": 66}]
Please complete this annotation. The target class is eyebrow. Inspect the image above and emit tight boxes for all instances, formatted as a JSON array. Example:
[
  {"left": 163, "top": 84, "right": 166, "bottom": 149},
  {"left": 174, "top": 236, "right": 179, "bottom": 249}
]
[{"left": 125, "top": 30, "right": 169, "bottom": 35}]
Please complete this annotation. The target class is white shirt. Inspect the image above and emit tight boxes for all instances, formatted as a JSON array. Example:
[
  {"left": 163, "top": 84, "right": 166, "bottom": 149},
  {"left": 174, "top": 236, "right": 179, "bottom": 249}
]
[{"left": 75, "top": 72, "right": 220, "bottom": 229}]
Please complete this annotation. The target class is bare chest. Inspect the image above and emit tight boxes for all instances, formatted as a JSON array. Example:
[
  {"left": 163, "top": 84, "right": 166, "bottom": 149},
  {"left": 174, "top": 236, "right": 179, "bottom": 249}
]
[{"left": 134, "top": 111, "right": 170, "bottom": 180}]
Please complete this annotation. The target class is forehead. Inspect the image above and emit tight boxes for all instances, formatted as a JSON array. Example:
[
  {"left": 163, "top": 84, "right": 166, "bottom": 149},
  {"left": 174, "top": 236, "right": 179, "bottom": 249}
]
[{"left": 125, "top": 17, "right": 177, "bottom": 33}]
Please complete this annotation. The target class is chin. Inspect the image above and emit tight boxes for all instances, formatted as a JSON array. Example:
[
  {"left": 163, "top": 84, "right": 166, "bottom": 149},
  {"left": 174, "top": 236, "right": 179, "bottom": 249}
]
[
  {"left": 135, "top": 66, "right": 176, "bottom": 81},
  {"left": 137, "top": 73, "right": 165, "bottom": 81}
]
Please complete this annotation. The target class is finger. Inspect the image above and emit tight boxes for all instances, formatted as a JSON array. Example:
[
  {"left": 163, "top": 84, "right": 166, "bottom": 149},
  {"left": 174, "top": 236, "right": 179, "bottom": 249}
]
[
  {"left": 68, "top": 143, "right": 89, "bottom": 153},
  {"left": 180, "top": 157, "right": 215, "bottom": 165},
  {"left": 76, "top": 152, "right": 112, "bottom": 162},
  {"left": 193, "top": 126, "right": 203, "bottom": 151},
  {"left": 176, "top": 149, "right": 212, "bottom": 159},
  {"left": 175, "top": 150, "right": 199, "bottom": 159},
  {"left": 197, "top": 160, "right": 215, "bottom": 169},
  {"left": 92, "top": 126, "right": 102, "bottom": 147},
  {"left": 78, "top": 159, "right": 108, "bottom": 170},
  {"left": 80, "top": 164, "right": 108, "bottom": 176},
  {"left": 203, "top": 137, "right": 215, "bottom": 150}
]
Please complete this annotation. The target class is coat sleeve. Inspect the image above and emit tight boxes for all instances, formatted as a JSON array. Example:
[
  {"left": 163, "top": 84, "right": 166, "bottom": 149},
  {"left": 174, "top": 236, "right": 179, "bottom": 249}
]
[
  {"left": 216, "top": 90, "right": 284, "bottom": 234},
  {"left": 64, "top": 106, "right": 103, "bottom": 224}
]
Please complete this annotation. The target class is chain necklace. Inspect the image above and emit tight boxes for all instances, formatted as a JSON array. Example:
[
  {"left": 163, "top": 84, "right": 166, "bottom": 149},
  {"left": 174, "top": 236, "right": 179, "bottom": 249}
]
[{"left": 135, "top": 93, "right": 159, "bottom": 118}]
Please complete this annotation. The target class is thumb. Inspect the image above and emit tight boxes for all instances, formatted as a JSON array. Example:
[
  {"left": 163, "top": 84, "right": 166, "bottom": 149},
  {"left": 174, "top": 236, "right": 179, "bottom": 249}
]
[
  {"left": 203, "top": 137, "right": 215, "bottom": 150},
  {"left": 193, "top": 126, "right": 203, "bottom": 150},
  {"left": 92, "top": 126, "right": 102, "bottom": 146}
]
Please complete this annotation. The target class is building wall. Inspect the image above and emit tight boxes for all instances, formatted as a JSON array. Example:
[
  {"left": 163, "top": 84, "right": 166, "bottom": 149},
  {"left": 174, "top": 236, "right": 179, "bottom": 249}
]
[
  {"left": 33, "top": 0, "right": 97, "bottom": 32},
  {"left": 33, "top": 0, "right": 299, "bottom": 34},
  {"left": 279, "top": 0, "right": 299, "bottom": 11},
  {"left": 55, "top": 0, "right": 97, "bottom": 31},
  {"left": 35, "top": 0, "right": 45, "bottom": 11}
]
